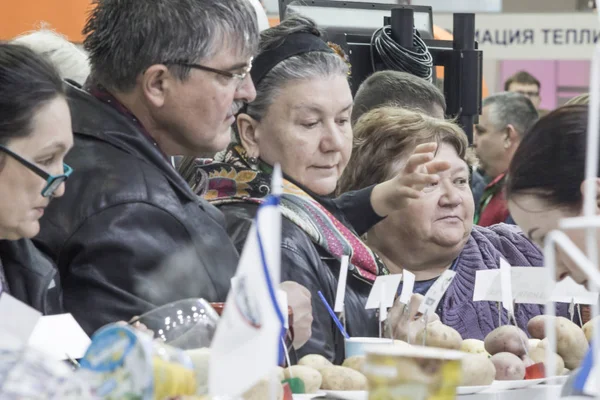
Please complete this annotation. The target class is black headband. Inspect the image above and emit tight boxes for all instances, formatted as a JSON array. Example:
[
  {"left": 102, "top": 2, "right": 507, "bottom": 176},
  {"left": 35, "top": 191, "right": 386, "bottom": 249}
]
[{"left": 250, "top": 32, "right": 334, "bottom": 86}]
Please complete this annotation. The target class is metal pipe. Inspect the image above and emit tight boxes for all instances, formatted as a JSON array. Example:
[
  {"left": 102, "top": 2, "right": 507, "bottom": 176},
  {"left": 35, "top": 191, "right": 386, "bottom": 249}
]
[{"left": 390, "top": 7, "right": 414, "bottom": 50}]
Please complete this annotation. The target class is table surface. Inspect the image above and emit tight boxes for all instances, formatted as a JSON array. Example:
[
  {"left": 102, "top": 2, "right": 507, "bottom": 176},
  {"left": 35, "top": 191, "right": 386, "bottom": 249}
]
[{"left": 292, "top": 384, "right": 574, "bottom": 400}]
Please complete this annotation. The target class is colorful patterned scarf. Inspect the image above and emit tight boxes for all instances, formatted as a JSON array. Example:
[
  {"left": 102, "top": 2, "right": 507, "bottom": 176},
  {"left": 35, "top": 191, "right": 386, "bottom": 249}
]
[{"left": 191, "top": 145, "right": 387, "bottom": 283}]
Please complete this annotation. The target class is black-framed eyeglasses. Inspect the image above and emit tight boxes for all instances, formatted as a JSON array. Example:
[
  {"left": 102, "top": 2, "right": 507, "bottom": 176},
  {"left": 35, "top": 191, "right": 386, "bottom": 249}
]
[
  {"left": 0, "top": 145, "right": 73, "bottom": 197},
  {"left": 163, "top": 57, "right": 253, "bottom": 86}
]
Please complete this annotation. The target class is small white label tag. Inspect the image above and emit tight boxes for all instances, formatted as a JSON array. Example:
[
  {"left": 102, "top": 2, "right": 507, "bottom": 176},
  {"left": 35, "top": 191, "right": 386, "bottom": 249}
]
[{"left": 418, "top": 270, "right": 456, "bottom": 315}]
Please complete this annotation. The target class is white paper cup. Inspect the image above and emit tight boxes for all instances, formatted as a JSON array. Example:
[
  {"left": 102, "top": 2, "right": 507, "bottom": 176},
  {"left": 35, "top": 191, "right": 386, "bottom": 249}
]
[{"left": 344, "top": 337, "right": 394, "bottom": 358}]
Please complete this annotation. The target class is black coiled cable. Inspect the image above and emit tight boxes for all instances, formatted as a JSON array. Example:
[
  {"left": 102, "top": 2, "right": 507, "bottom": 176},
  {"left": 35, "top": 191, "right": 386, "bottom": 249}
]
[{"left": 370, "top": 25, "right": 433, "bottom": 81}]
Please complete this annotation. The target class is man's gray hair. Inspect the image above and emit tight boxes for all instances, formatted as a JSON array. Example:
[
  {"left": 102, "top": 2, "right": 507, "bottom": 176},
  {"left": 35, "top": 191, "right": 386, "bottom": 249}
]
[
  {"left": 351, "top": 70, "right": 447, "bottom": 124},
  {"left": 482, "top": 92, "right": 539, "bottom": 137},
  {"left": 245, "top": 15, "right": 349, "bottom": 122},
  {"left": 83, "top": 0, "right": 259, "bottom": 92}
]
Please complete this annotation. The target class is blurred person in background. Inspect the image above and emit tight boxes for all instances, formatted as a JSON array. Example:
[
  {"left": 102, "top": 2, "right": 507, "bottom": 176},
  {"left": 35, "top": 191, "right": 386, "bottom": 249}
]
[
  {"left": 33, "top": 0, "right": 260, "bottom": 335},
  {"left": 351, "top": 70, "right": 446, "bottom": 122},
  {"left": 338, "top": 107, "right": 569, "bottom": 340},
  {"left": 179, "top": 16, "right": 449, "bottom": 362},
  {"left": 504, "top": 70, "right": 542, "bottom": 109},
  {"left": 0, "top": 43, "right": 73, "bottom": 313},
  {"left": 473, "top": 92, "right": 538, "bottom": 226},
  {"left": 565, "top": 93, "right": 590, "bottom": 106},
  {"left": 351, "top": 70, "right": 487, "bottom": 210},
  {"left": 12, "top": 28, "right": 90, "bottom": 86}
]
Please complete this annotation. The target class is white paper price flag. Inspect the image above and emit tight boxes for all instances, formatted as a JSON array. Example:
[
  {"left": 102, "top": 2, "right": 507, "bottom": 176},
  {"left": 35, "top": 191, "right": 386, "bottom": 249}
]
[
  {"left": 366, "top": 274, "right": 403, "bottom": 322},
  {"left": 399, "top": 270, "right": 416, "bottom": 305},
  {"left": 499, "top": 258, "right": 514, "bottom": 315},
  {"left": 474, "top": 267, "right": 598, "bottom": 305},
  {"left": 334, "top": 256, "right": 350, "bottom": 313}
]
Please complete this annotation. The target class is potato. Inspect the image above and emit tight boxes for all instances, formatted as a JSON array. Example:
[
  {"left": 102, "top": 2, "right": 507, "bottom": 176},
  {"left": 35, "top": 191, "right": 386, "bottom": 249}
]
[
  {"left": 521, "top": 355, "right": 535, "bottom": 368},
  {"left": 528, "top": 347, "right": 565, "bottom": 376},
  {"left": 490, "top": 352, "right": 526, "bottom": 380},
  {"left": 583, "top": 317, "right": 599, "bottom": 343},
  {"left": 461, "top": 339, "right": 488, "bottom": 355},
  {"left": 562, "top": 368, "right": 571, "bottom": 376},
  {"left": 275, "top": 366, "right": 285, "bottom": 382},
  {"left": 460, "top": 353, "right": 496, "bottom": 386},
  {"left": 298, "top": 354, "right": 333, "bottom": 372},
  {"left": 484, "top": 325, "right": 528, "bottom": 356},
  {"left": 527, "top": 316, "right": 588, "bottom": 370},
  {"left": 527, "top": 316, "right": 547, "bottom": 339},
  {"left": 320, "top": 366, "right": 368, "bottom": 391},
  {"left": 243, "top": 376, "right": 284, "bottom": 400},
  {"left": 415, "top": 320, "right": 462, "bottom": 350},
  {"left": 283, "top": 365, "right": 322, "bottom": 394},
  {"left": 342, "top": 356, "right": 365, "bottom": 373},
  {"left": 528, "top": 339, "right": 541, "bottom": 352},
  {"left": 393, "top": 340, "right": 412, "bottom": 348}
]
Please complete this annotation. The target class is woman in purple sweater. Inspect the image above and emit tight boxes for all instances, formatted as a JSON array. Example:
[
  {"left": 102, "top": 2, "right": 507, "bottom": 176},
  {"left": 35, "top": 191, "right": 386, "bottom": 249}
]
[{"left": 339, "top": 106, "right": 569, "bottom": 340}]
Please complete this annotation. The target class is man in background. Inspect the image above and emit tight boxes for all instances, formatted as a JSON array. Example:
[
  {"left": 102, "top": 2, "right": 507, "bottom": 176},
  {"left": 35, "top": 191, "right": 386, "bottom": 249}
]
[
  {"left": 473, "top": 92, "right": 539, "bottom": 226},
  {"left": 504, "top": 70, "right": 543, "bottom": 110},
  {"left": 351, "top": 70, "right": 487, "bottom": 208}
]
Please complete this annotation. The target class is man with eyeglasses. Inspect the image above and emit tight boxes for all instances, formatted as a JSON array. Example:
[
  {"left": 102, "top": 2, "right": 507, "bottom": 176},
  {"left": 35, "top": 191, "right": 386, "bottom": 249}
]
[
  {"left": 33, "top": 0, "right": 261, "bottom": 335},
  {"left": 504, "top": 70, "right": 542, "bottom": 109}
]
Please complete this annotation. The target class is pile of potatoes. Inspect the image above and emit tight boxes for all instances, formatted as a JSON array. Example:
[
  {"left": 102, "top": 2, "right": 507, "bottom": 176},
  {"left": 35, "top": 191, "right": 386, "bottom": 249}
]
[
  {"left": 483, "top": 325, "right": 533, "bottom": 381},
  {"left": 283, "top": 354, "right": 368, "bottom": 393},
  {"left": 583, "top": 316, "right": 600, "bottom": 343},
  {"left": 475, "top": 315, "right": 587, "bottom": 382},
  {"left": 527, "top": 315, "right": 588, "bottom": 371}
]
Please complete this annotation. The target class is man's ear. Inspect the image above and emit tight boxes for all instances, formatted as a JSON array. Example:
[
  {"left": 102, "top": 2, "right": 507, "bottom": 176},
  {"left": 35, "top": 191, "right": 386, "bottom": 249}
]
[
  {"left": 504, "top": 124, "right": 520, "bottom": 149},
  {"left": 140, "top": 64, "right": 171, "bottom": 108},
  {"left": 237, "top": 113, "right": 261, "bottom": 158},
  {"left": 580, "top": 178, "right": 600, "bottom": 211}
]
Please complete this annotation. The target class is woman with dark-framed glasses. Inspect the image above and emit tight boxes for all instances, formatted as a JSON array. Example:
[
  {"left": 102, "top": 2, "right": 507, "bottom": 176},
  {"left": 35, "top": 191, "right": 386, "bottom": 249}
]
[{"left": 0, "top": 43, "right": 73, "bottom": 313}]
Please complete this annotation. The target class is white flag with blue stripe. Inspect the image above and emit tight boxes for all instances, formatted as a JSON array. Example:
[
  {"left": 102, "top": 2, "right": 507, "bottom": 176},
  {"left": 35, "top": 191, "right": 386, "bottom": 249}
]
[{"left": 209, "top": 165, "right": 284, "bottom": 397}]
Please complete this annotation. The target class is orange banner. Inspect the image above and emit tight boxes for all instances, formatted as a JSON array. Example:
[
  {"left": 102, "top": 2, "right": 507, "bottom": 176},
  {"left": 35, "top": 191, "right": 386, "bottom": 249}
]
[{"left": 0, "top": 0, "right": 92, "bottom": 42}]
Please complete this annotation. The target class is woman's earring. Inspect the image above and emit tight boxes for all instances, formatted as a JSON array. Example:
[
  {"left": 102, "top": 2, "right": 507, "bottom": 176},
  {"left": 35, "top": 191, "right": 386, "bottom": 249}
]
[{"left": 248, "top": 156, "right": 258, "bottom": 170}]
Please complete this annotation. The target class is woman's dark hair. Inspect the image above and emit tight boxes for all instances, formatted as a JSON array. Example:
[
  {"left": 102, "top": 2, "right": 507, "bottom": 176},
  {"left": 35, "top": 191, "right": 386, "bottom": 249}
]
[
  {"left": 506, "top": 104, "right": 589, "bottom": 209},
  {"left": 0, "top": 43, "right": 65, "bottom": 145},
  {"left": 245, "top": 14, "right": 348, "bottom": 122}
]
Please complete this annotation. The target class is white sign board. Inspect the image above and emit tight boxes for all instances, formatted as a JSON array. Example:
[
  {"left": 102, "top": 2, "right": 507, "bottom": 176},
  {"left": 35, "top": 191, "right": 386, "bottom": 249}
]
[
  {"left": 434, "top": 13, "right": 600, "bottom": 60},
  {"left": 28, "top": 314, "right": 91, "bottom": 360},
  {"left": 474, "top": 268, "right": 598, "bottom": 305},
  {"left": 366, "top": 274, "right": 402, "bottom": 310}
]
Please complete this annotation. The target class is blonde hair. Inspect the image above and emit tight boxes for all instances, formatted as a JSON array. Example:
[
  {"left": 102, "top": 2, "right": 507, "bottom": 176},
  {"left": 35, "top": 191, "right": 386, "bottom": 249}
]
[
  {"left": 338, "top": 106, "right": 469, "bottom": 194},
  {"left": 12, "top": 28, "right": 90, "bottom": 85},
  {"left": 564, "top": 93, "right": 590, "bottom": 106}
]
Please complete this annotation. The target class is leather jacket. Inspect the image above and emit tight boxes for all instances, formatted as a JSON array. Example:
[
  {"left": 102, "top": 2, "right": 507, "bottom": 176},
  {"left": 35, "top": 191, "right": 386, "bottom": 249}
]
[
  {"left": 1, "top": 239, "right": 62, "bottom": 314},
  {"left": 220, "top": 190, "right": 381, "bottom": 364},
  {"left": 34, "top": 84, "right": 239, "bottom": 335}
]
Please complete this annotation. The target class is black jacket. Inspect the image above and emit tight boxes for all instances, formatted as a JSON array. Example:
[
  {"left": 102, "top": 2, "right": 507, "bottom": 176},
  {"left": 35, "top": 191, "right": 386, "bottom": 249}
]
[
  {"left": 1, "top": 239, "right": 62, "bottom": 314},
  {"left": 34, "top": 84, "right": 239, "bottom": 335},
  {"left": 220, "top": 189, "right": 380, "bottom": 364}
]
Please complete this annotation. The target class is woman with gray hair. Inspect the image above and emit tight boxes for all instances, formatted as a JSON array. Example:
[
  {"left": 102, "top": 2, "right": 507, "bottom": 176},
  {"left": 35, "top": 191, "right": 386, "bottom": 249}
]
[
  {"left": 12, "top": 28, "right": 90, "bottom": 86},
  {"left": 180, "top": 15, "right": 447, "bottom": 362}
]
